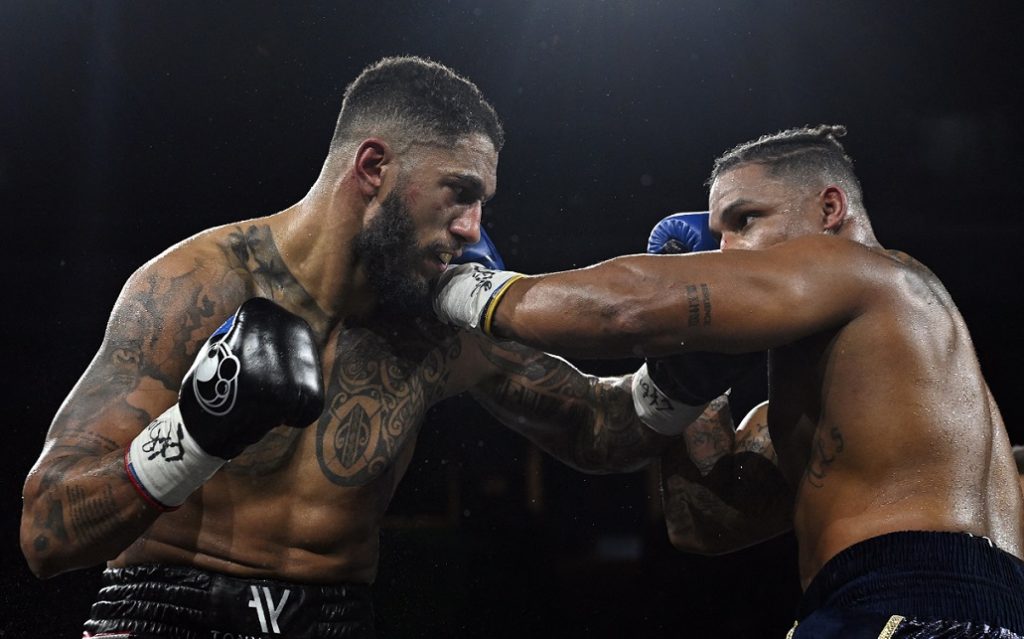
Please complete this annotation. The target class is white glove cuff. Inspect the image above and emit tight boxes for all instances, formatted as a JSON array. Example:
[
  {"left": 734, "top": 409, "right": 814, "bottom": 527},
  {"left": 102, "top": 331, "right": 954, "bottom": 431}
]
[
  {"left": 631, "top": 363, "right": 709, "bottom": 436},
  {"left": 126, "top": 404, "right": 226, "bottom": 510},
  {"left": 433, "top": 263, "right": 523, "bottom": 334}
]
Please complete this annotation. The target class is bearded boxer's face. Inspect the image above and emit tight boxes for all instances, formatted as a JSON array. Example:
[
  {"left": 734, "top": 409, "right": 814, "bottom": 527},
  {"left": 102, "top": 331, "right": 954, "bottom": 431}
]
[
  {"left": 354, "top": 134, "right": 498, "bottom": 317},
  {"left": 352, "top": 187, "right": 435, "bottom": 317},
  {"left": 709, "top": 163, "right": 825, "bottom": 251}
]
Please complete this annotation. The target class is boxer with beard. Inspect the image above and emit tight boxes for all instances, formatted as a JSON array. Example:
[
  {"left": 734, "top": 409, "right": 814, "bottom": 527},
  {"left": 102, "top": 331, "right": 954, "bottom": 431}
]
[{"left": 22, "top": 54, "right": 707, "bottom": 639}]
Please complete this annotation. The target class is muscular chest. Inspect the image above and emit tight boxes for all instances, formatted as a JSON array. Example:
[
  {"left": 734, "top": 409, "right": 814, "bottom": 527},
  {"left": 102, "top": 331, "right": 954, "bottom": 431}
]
[{"left": 225, "top": 322, "right": 461, "bottom": 488}]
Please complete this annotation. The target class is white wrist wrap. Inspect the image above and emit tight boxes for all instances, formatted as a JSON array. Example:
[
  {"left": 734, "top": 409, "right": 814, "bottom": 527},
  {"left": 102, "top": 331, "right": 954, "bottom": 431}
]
[
  {"left": 631, "top": 363, "right": 709, "bottom": 436},
  {"left": 126, "top": 404, "right": 226, "bottom": 510},
  {"left": 433, "top": 263, "right": 523, "bottom": 334}
]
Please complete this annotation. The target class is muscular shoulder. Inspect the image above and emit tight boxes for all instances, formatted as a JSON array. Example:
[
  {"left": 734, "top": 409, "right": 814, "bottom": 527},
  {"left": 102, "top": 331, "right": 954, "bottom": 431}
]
[
  {"left": 769, "top": 235, "right": 919, "bottom": 305},
  {"left": 106, "top": 225, "right": 259, "bottom": 374}
]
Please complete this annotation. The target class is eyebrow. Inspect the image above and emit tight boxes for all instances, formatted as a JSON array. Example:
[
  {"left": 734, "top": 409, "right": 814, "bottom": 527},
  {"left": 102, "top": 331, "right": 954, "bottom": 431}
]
[
  {"left": 719, "top": 198, "right": 756, "bottom": 221},
  {"left": 449, "top": 172, "right": 494, "bottom": 203}
]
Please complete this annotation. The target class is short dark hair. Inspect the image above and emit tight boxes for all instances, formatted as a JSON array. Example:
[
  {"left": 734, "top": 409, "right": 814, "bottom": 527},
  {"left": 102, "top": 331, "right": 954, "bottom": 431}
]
[
  {"left": 709, "top": 124, "right": 864, "bottom": 212},
  {"left": 331, "top": 56, "right": 504, "bottom": 156}
]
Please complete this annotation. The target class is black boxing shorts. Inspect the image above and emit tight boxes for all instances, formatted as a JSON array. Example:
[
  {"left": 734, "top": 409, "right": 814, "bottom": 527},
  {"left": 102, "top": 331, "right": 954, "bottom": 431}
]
[
  {"left": 788, "top": 531, "right": 1024, "bottom": 639},
  {"left": 82, "top": 564, "right": 374, "bottom": 639}
]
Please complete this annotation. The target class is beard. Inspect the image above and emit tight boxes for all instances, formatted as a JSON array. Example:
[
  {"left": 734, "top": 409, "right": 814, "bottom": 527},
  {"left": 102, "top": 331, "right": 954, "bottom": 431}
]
[{"left": 352, "top": 189, "right": 434, "bottom": 319}]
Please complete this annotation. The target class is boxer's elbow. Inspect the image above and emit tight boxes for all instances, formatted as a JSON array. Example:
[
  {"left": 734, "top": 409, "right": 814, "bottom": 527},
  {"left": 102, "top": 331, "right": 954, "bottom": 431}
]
[
  {"left": 20, "top": 510, "right": 62, "bottom": 579},
  {"left": 20, "top": 513, "right": 111, "bottom": 580},
  {"left": 20, "top": 483, "right": 90, "bottom": 579}
]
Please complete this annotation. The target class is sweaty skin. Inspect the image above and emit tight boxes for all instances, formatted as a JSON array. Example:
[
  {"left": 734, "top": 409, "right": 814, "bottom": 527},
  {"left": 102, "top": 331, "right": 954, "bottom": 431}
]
[
  {"left": 20, "top": 196, "right": 672, "bottom": 583},
  {"left": 483, "top": 163, "right": 1024, "bottom": 588}
]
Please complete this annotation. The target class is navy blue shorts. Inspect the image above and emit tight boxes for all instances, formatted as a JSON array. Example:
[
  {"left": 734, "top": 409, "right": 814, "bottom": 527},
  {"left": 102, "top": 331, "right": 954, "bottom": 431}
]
[
  {"left": 789, "top": 531, "right": 1024, "bottom": 639},
  {"left": 82, "top": 564, "right": 375, "bottom": 638}
]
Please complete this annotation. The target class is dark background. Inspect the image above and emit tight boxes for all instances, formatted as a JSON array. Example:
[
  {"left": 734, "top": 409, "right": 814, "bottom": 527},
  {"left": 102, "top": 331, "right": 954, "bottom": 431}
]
[{"left": 3, "top": 1, "right": 1022, "bottom": 637}]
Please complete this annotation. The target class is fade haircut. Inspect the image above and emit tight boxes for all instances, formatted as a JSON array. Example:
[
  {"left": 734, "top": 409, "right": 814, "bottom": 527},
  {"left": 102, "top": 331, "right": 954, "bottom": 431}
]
[
  {"left": 330, "top": 56, "right": 504, "bottom": 160},
  {"left": 709, "top": 124, "right": 865, "bottom": 214}
]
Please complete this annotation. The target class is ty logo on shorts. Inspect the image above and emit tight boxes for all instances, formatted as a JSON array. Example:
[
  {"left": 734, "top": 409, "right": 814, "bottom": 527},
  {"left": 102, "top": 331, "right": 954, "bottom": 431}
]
[{"left": 247, "top": 585, "right": 292, "bottom": 634}]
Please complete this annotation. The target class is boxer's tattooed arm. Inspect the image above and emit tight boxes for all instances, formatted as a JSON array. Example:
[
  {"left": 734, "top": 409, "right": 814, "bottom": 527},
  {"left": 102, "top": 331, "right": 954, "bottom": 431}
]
[
  {"left": 684, "top": 283, "right": 713, "bottom": 327},
  {"left": 470, "top": 340, "right": 668, "bottom": 473},
  {"left": 23, "top": 264, "right": 235, "bottom": 575},
  {"left": 682, "top": 395, "right": 734, "bottom": 475},
  {"left": 661, "top": 401, "right": 793, "bottom": 554},
  {"left": 66, "top": 484, "right": 127, "bottom": 546},
  {"left": 316, "top": 327, "right": 455, "bottom": 486}
]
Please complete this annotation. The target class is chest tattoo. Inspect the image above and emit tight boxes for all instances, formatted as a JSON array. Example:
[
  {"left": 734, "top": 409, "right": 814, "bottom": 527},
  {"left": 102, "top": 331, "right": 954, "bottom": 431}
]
[{"left": 316, "top": 326, "right": 458, "bottom": 486}]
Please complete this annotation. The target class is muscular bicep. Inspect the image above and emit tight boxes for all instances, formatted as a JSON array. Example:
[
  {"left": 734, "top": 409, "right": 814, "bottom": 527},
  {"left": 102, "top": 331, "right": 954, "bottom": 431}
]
[
  {"left": 467, "top": 336, "right": 669, "bottom": 473},
  {"left": 493, "top": 235, "right": 876, "bottom": 358}
]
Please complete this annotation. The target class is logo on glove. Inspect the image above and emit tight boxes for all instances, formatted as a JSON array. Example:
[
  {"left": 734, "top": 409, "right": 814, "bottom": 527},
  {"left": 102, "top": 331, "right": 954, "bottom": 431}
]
[{"left": 192, "top": 341, "right": 240, "bottom": 416}]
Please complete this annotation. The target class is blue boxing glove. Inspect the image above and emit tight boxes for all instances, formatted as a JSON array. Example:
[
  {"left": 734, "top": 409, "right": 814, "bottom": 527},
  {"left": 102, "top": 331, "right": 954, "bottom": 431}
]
[
  {"left": 452, "top": 226, "right": 506, "bottom": 269},
  {"left": 647, "top": 211, "right": 718, "bottom": 255},
  {"left": 632, "top": 211, "right": 759, "bottom": 435}
]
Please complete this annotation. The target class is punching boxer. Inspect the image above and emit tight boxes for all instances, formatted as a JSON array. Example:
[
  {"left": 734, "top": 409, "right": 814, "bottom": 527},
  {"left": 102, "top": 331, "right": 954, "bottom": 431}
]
[{"left": 435, "top": 125, "right": 1024, "bottom": 637}]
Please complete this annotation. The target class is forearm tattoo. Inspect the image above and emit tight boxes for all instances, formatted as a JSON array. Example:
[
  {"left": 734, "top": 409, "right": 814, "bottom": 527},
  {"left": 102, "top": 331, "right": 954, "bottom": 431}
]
[
  {"left": 475, "top": 341, "right": 662, "bottom": 472},
  {"left": 685, "top": 283, "right": 712, "bottom": 327},
  {"left": 66, "top": 484, "right": 125, "bottom": 546},
  {"left": 30, "top": 453, "right": 128, "bottom": 554}
]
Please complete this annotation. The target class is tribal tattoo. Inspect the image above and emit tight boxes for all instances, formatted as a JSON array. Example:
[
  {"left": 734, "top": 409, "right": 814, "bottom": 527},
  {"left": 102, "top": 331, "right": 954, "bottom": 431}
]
[
  {"left": 316, "top": 325, "right": 457, "bottom": 486},
  {"left": 472, "top": 341, "right": 662, "bottom": 473}
]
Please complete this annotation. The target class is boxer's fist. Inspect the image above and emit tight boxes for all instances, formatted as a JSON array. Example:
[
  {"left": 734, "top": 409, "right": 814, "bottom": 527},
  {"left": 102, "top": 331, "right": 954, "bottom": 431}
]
[
  {"left": 647, "top": 211, "right": 718, "bottom": 255},
  {"left": 181, "top": 297, "right": 324, "bottom": 459},
  {"left": 127, "top": 298, "right": 324, "bottom": 509},
  {"left": 433, "top": 263, "right": 523, "bottom": 335}
]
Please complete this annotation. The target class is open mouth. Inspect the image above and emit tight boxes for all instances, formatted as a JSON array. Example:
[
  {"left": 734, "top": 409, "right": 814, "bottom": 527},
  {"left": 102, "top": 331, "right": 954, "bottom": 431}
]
[{"left": 438, "top": 252, "right": 453, "bottom": 266}]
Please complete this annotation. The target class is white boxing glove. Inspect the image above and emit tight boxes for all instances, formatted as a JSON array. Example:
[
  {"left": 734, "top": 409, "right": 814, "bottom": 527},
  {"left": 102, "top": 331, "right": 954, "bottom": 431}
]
[{"left": 433, "top": 263, "right": 523, "bottom": 335}]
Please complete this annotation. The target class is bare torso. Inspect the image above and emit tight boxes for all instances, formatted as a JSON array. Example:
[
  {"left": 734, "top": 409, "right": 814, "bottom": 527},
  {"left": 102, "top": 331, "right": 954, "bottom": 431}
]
[
  {"left": 107, "top": 223, "right": 475, "bottom": 584},
  {"left": 766, "top": 248, "right": 1024, "bottom": 587}
]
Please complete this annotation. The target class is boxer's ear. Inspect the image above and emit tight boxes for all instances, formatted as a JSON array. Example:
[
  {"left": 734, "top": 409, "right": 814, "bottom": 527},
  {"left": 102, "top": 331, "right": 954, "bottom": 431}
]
[
  {"left": 820, "top": 185, "right": 848, "bottom": 234},
  {"left": 354, "top": 138, "right": 391, "bottom": 197}
]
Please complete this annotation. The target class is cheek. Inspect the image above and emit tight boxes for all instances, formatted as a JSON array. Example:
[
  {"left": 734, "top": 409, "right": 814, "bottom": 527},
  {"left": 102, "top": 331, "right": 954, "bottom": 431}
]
[{"left": 742, "top": 222, "right": 788, "bottom": 250}]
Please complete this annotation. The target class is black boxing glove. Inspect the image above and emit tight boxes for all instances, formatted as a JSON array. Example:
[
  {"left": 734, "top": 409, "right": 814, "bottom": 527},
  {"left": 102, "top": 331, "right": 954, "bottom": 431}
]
[
  {"left": 126, "top": 297, "right": 324, "bottom": 510},
  {"left": 632, "top": 212, "right": 759, "bottom": 435}
]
